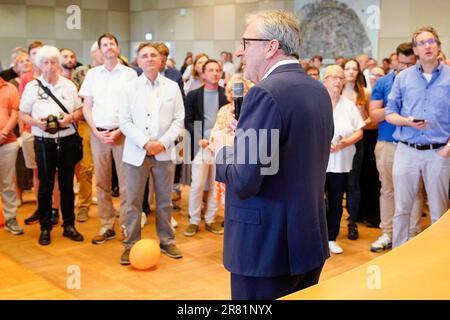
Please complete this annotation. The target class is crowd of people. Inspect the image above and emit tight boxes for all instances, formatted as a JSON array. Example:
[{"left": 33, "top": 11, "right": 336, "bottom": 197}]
[{"left": 0, "top": 15, "right": 449, "bottom": 291}]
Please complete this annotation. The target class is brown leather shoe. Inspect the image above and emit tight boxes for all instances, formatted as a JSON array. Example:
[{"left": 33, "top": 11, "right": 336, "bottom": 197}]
[{"left": 91, "top": 229, "right": 116, "bottom": 245}]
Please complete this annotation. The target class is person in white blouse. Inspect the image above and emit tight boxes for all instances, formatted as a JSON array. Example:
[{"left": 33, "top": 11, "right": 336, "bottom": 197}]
[
  {"left": 19, "top": 45, "right": 84, "bottom": 246},
  {"left": 118, "top": 42, "right": 185, "bottom": 265},
  {"left": 79, "top": 33, "right": 137, "bottom": 245},
  {"left": 323, "top": 65, "right": 365, "bottom": 254}
]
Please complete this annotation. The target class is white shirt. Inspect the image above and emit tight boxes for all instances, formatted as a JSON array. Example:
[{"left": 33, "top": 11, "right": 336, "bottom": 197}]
[
  {"left": 119, "top": 73, "right": 185, "bottom": 166},
  {"left": 20, "top": 76, "right": 81, "bottom": 138},
  {"left": 327, "top": 96, "right": 365, "bottom": 173},
  {"left": 79, "top": 62, "right": 137, "bottom": 129},
  {"left": 262, "top": 60, "right": 299, "bottom": 80}
]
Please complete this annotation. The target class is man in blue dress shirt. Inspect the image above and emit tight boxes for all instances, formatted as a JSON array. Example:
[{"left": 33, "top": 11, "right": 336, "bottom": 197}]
[{"left": 386, "top": 26, "right": 450, "bottom": 248}]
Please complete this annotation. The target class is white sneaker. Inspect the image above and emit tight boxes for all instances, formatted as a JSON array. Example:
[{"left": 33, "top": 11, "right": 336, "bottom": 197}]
[
  {"left": 141, "top": 212, "right": 147, "bottom": 229},
  {"left": 370, "top": 233, "right": 392, "bottom": 252},
  {"left": 328, "top": 241, "right": 343, "bottom": 254},
  {"left": 171, "top": 217, "right": 178, "bottom": 228}
]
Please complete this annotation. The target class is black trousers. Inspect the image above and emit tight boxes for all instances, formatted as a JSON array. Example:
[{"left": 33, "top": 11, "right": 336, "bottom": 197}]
[
  {"left": 34, "top": 134, "right": 78, "bottom": 231},
  {"left": 325, "top": 172, "right": 349, "bottom": 241},
  {"left": 231, "top": 264, "right": 324, "bottom": 300}
]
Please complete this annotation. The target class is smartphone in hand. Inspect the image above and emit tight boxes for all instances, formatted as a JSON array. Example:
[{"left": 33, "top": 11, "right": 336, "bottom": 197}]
[{"left": 413, "top": 119, "right": 425, "bottom": 123}]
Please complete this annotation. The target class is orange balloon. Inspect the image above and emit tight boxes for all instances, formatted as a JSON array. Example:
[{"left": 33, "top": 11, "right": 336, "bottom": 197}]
[{"left": 130, "top": 239, "right": 160, "bottom": 270}]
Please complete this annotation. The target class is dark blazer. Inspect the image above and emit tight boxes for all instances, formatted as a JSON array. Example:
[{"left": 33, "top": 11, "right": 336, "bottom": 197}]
[
  {"left": 0, "top": 67, "right": 18, "bottom": 82},
  {"left": 185, "top": 85, "right": 228, "bottom": 161},
  {"left": 216, "top": 63, "right": 334, "bottom": 277},
  {"left": 163, "top": 67, "right": 185, "bottom": 97}
]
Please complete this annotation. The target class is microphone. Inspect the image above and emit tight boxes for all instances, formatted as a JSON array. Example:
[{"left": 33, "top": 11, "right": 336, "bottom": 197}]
[{"left": 233, "top": 81, "right": 244, "bottom": 121}]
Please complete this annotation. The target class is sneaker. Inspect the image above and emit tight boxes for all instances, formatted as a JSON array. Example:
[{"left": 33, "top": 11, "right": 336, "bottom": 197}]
[
  {"left": 184, "top": 224, "right": 199, "bottom": 237},
  {"left": 24, "top": 209, "right": 40, "bottom": 225},
  {"left": 141, "top": 212, "right": 147, "bottom": 229},
  {"left": 206, "top": 222, "right": 224, "bottom": 235},
  {"left": 328, "top": 241, "right": 343, "bottom": 254},
  {"left": 347, "top": 222, "right": 359, "bottom": 240},
  {"left": 77, "top": 207, "right": 89, "bottom": 222},
  {"left": 171, "top": 191, "right": 181, "bottom": 202},
  {"left": 4, "top": 219, "right": 24, "bottom": 235},
  {"left": 51, "top": 208, "right": 59, "bottom": 226},
  {"left": 171, "top": 216, "right": 178, "bottom": 229},
  {"left": 160, "top": 244, "right": 183, "bottom": 259},
  {"left": 120, "top": 248, "right": 131, "bottom": 265},
  {"left": 92, "top": 229, "right": 116, "bottom": 245},
  {"left": 370, "top": 233, "right": 392, "bottom": 253}
]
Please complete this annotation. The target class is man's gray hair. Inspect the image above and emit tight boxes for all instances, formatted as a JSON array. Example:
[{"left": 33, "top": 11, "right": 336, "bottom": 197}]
[
  {"left": 247, "top": 10, "right": 300, "bottom": 56},
  {"left": 35, "top": 45, "right": 63, "bottom": 68},
  {"left": 90, "top": 41, "right": 100, "bottom": 53}
]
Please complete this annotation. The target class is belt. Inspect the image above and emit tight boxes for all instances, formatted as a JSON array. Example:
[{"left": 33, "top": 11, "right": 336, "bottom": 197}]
[
  {"left": 34, "top": 134, "right": 76, "bottom": 144},
  {"left": 400, "top": 141, "right": 446, "bottom": 151},
  {"left": 96, "top": 127, "right": 118, "bottom": 132}
]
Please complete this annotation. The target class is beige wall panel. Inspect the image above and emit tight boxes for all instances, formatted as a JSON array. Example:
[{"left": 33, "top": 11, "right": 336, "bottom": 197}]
[
  {"left": 81, "top": 0, "right": 107, "bottom": 10},
  {"left": 193, "top": 0, "right": 215, "bottom": 6},
  {"left": 258, "top": 0, "right": 284, "bottom": 10},
  {"left": 81, "top": 10, "right": 108, "bottom": 39},
  {"left": 27, "top": 6, "right": 56, "bottom": 39},
  {"left": 214, "top": 0, "right": 235, "bottom": 5},
  {"left": 108, "top": 11, "right": 130, "bottom": 40},
  {"left": 157, "top": 9, "right": 176, "bottom": 41},
  {"left": 379, "top": 0, "right": 411, "bottom": 38},
  {"left": 55, "top": 0, "right": 81, "bottom": 7},
  {"left": 193, "top": 40, "right": 215, "bottom": 57},
  {"left": 0, "top": 5, "right": 26, "bottom": 38},
  {"left": 26, "top": 0, "right": 55, "bottom": 6},
  {"left": 0, "top": 38, "right": 28, "bottom": 69},
  {"left": 175, "top": 7, "right": 194, "bottom": 40},
  {"left": 108, "top": 0, "right": 129, "bottom": 11},
  {"left": 193, "top": 6, "right": 214, "bottom": 40},
  {"left": 378, "top": 37, "right": 410, "bottom": 61},
  {"left": 158, "top": 0, "right": 176, "bottom": 9},
  {"left": 234, "top": 2, "right": 258, "bottom": 38},
  {"left": 130, "top": 11, "right": 159, "bottom": 41},
  {"left": 214, "top": 5, "right": 235, "bottom": 40}
]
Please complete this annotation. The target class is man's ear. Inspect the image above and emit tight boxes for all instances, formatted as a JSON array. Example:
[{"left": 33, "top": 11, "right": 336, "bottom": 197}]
[
  {"left": 265, "top": 40, "right": 280, "bottom": 59},
  {"left": 413, "top": 46, "right": 418, "bottom": 57}
]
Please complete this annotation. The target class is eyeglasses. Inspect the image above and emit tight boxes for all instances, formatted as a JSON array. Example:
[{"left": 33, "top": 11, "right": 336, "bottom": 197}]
[
  {"left": 415, "top": 38, "right": 437, "bottom": 47},
  {"left": 240, "top": 38, "right": 280, "bottom": 50},
  {"left": 327, "top": 75, "right": 344, "bottom": 81},
  {"left": 370, "top": 73, "right": 383, "bottom": 79}
]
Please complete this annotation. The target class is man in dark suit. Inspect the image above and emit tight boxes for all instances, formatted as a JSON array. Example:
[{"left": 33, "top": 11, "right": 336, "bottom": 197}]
[{"left": 212, "top": 10, "right": 334, "bottom": 300}]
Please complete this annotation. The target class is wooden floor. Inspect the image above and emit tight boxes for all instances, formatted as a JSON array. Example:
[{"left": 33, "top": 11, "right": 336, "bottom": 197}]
[{"left": 0, "top": 187, "right": 430, "bottom": 300}]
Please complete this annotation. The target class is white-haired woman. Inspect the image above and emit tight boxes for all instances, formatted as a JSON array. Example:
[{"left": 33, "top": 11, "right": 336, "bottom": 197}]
[
  {"left": 323, "top": 65, "right": 365, "bottom": 254},
  {"left": 19, "top": 45, "right": 84, "bottom": 246}
]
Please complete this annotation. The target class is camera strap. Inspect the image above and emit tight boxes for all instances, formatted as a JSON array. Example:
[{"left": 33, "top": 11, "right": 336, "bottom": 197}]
[{"left": 36, "top": 79, "right": 79, "bottom": 134}]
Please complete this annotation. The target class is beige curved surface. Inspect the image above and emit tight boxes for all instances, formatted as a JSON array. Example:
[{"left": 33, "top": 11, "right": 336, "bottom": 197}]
[{"left": 283, "top": 210, "right": 450, "bottom": 300}]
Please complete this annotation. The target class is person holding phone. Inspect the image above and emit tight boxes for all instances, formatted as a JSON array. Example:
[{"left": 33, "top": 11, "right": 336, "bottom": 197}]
[{"left": 386, "top": 26, "right": 450, "bottom": 248}]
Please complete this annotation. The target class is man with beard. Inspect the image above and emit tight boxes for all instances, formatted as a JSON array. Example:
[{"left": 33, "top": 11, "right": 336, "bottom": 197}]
[{"left": 60, "top": 48, "right": 82, "bottom": 79}]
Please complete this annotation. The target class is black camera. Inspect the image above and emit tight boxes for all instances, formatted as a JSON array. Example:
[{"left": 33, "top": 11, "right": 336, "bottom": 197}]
[{"left": 45, "top": 114, "right": 60, "bottom": 134}]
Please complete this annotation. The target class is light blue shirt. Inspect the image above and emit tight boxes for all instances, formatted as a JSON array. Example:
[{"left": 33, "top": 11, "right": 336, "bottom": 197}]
[{"left": 386, "top": 63, "right": 450, "bottom": 144}]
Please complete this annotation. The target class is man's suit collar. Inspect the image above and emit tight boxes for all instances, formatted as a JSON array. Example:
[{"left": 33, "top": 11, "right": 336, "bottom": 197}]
[{"left": 262, "top": 59, "right": 300, "bottom": 80}]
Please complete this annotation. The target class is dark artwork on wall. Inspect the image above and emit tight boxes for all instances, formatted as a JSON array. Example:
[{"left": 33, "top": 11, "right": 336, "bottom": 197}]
[{"left": 295, "top": 0, "right": 379, "bottom": 59}]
